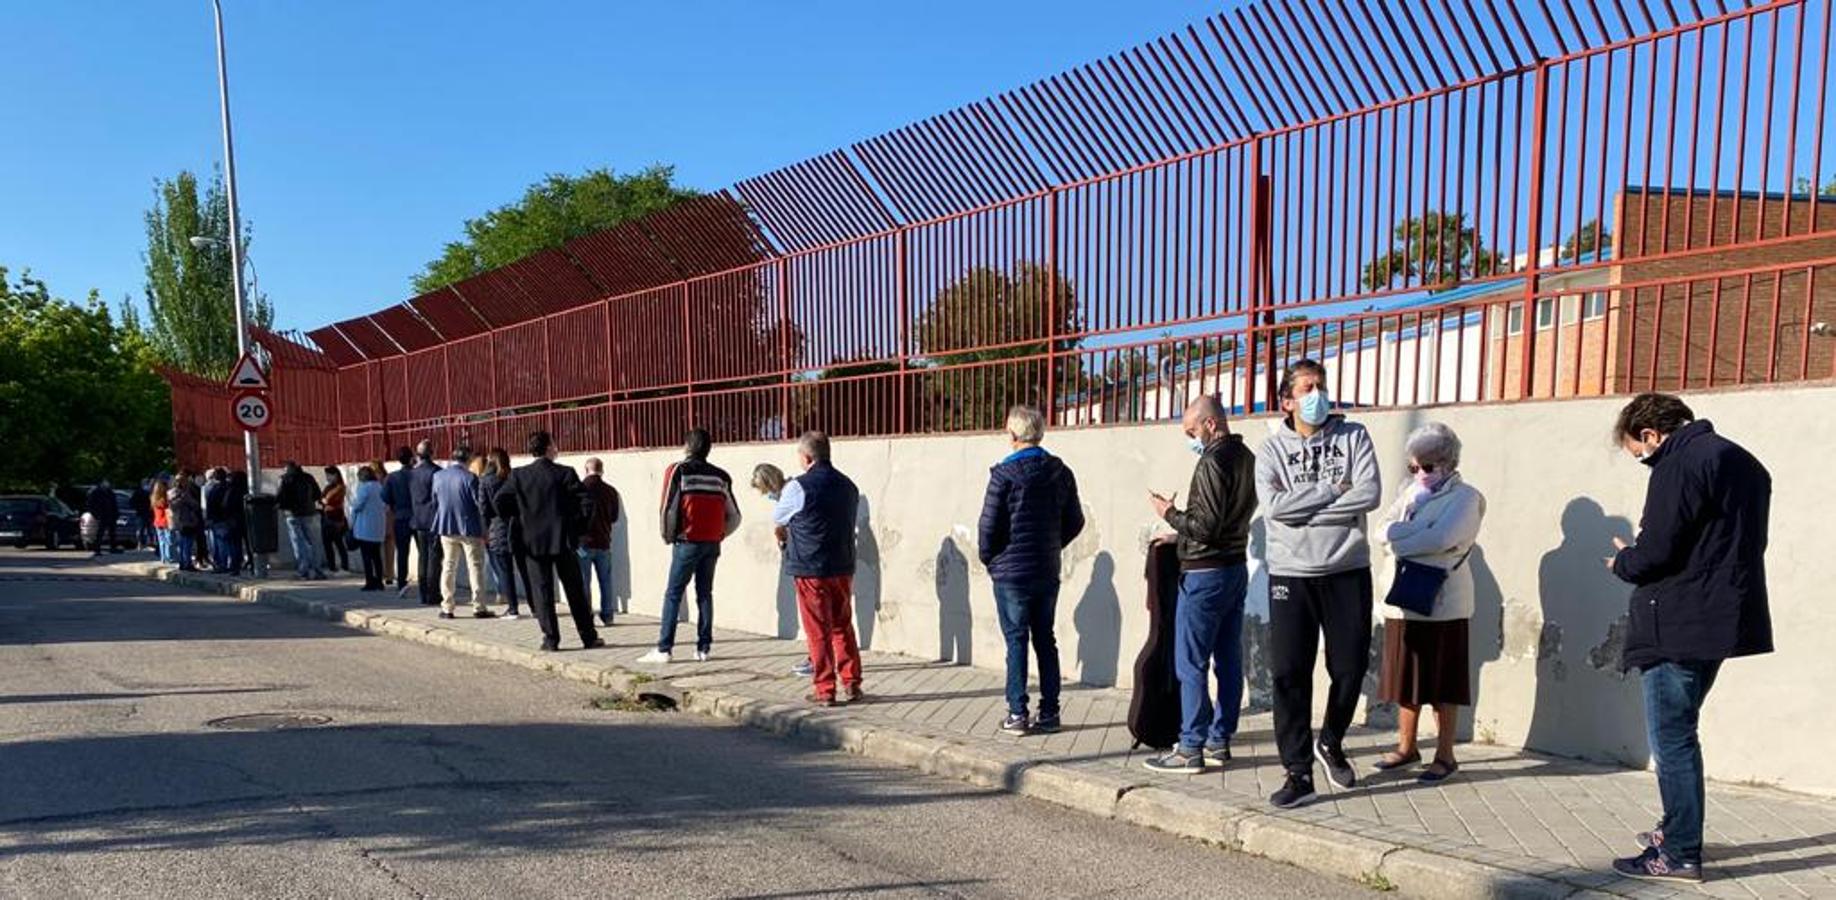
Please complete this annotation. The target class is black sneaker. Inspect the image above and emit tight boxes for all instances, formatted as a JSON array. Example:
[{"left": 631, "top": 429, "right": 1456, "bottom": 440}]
[
  {"left": 1612, "top": 847, "right": 1702, "bottom": 883},
  {"left": 1315, "top": 739, "right": 1356, "bottom": 790},
  {"left": 472, "top": 608, "right": 495, "bottom": 619},
  {"left": 1143, "top": 747, "right": 1204, "bottom": 773},
  {"left": 1000, "top": 713, "right": 1032, "bottom": 735},
  {"left": 1269, "top": 773, "right": 1316, "bottom": 809},
  {"left": 437, "top": 611, "right": 455, "bottom": 620},
  {"left": 1203, "top": 743, "right": 1232, "bottom": 767},
  {"left": 1033, "top": 713, "right": 1062, "bottom": 734}
]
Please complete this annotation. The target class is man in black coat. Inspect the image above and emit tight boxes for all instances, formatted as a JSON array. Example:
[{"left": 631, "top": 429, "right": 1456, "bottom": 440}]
[
  {"left": 1606, "top": 393, "right": 1772, "bottom": 885},
  {"left": 977, "top": 406, "right": 1083, "bottom": 734},
  {"left": 409, "top": 440, "right": 445, "bottom": 606},
  {"left": 494, "top": 431, "right": 602, "bottom": 652},
  {"left": 85, "top": 481, "right": 119, "bottom": 554}
]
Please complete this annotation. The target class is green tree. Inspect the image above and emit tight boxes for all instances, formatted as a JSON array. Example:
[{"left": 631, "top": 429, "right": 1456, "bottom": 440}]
[
  {"left": 142, "top": 169, "right": 273, "bottom": 377},
  {"left": 911, "top": 262, "right": 1083, "bottom": 431},
  {"left": 0, "top": 267, "right": 172, "bottom": 489},
  {"left": 1793, "top": 175, "right": 1836, "bottom": 197},
  {"left": 1561, "top": 219, "right": 1612, "bottom": 260},
  {"left": 1360, "top": 211, "right": 1501, "bottom": 292},
  {"left": 415, "top": 165, "right": 698, "bottom": 293}
]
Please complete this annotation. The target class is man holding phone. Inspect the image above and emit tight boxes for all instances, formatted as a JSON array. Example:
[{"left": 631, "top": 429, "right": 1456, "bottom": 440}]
[{"left": 1144, "top": 395, "right": 1259, "bottom": 773}]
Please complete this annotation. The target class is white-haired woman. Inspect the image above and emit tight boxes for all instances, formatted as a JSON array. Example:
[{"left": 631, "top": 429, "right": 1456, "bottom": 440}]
[{"left": 1371, "top": 422, "right": 1486, "bottom": 784}]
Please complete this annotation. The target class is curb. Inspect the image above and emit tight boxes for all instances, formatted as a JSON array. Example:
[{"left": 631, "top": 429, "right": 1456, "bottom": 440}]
[{"left": 129, "top": 564, "right": 1622, "bottom": 899}]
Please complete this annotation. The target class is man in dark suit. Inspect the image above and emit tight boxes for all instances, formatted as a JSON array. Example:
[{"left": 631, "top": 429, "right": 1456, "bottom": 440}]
[
  {"left": 494, "top": 431, "right": 603, "bottom": 652},
  {"left": 409, "top": 439, "right": 444, "bottom": 606}
]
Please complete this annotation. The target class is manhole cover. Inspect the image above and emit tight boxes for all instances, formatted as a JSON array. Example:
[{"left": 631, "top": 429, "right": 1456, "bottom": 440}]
[
  {"left": 669, "top": 672, "right": 758, "bottom": 689},
  {"left": 206, "top": 713, "right": 332, "bottom": 730}
]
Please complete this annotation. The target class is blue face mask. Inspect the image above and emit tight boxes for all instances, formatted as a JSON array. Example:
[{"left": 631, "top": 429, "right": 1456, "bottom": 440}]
[
  {"left": 766, "top": 491, "right": 780, "bottom": 502},
  {"left": 1298, "top": 389, "right": 1331, "bottom": 426},
  {"left": 1187, "top": 437, "right": 1206, "bottom": 456}
]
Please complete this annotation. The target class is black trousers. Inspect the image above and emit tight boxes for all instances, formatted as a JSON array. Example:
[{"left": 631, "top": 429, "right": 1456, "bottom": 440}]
[
  {"left": 357, "top": 539, "right": 384, "bottom": 588},
  {"left": 322, "top": 520, "right": 350, "bottom": 571},
  {"left": 392, "top": 519, "right": 412, "bottom": 586},
  {"left": 415, "top": 529, "right": 444, "bottom": 605},
  {"left": 529, "top": 552, "right": 598, "bottom": 649},
  {"left": 1269, "top": 567, "right": 1373, "bottom": 775}
]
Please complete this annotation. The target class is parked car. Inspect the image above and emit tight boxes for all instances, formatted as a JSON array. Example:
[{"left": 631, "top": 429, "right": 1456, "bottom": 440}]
[
  {"left": 113, "top": 489, "right": 143, "bottom": 551},
  {"left": 0, "top": 495, "right": 83, "bottom": 550}
]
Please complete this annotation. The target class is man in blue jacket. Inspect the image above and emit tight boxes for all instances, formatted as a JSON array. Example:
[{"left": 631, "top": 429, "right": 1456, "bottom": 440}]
[
  {"left": 1607, "top": 393, "right": 1772, "bottom": 885},
  {"left": 433, "top": 446, "right": 495, "bottom": 620},
  {"left": 977, "top": 405, "right": 1084, "bottom": 735},
  {"left": 409, "top": 439, "right": 444, "bottom": 607},
  {"left": 383, "top": 446, "right": 416, "bottom": 593}
]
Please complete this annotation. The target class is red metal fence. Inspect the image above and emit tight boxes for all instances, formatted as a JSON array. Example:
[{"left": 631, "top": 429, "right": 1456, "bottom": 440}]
[{"left": 166, "top": 0, "right": 1836, "bottom": 469}]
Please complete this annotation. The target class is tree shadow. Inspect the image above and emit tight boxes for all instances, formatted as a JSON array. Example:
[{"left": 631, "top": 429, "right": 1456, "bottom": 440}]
[
  {"left": 935, "top": 538, "right": 972, "bottom": 665},
  {"left": 1526, "top": 497, "right": 1648, "bottom": 768},
  {"left": 854, "top": 497, "right": 881, "bottom": 651},
  {"left": 1072, "top": 552, "right": 1121, "bottom": 687},
  {"left": 0, "top": 595, "right": 363, "bottom": 646}
]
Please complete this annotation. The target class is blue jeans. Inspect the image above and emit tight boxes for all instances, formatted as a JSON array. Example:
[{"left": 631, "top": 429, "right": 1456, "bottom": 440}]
[
  {"left": 1643, "top": 660, "right": 1721, "bottom": 866},
  {"left": 993, "top": 580, "right": 1062, "bottom": 718},
  {"left": 657, "top": 542, "right": 720, "bottom": 653},
  {"left": 175, "top": 530, "right": 196, "bottom": 570},
  {"left": 285, "top": 514, "right": 322, "bottom": 576},
  {"left": 1174, "top": 565, "right": 1248, "bottom": 753},
  {"left": 209, "top": 523, "right": 234, "bottom": 572},
  {"left": 580, "top": 547, "right": 614, "bottom": 620},
  {"left": 156, "top": 527, "right": 173, "bottom": 564}
]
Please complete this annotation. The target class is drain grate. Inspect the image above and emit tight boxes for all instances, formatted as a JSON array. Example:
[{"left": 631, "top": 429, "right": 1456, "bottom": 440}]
[{"left": 206, "top": 713, "right": 333, "bottom": 730}]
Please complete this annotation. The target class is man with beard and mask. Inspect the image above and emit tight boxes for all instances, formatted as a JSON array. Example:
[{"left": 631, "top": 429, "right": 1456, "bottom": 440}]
[{"left": 1605, "top": 393, "right": 1771, "bottom": 885}]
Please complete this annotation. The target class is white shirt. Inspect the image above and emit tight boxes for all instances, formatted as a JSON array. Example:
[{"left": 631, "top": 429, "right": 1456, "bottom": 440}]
[{"left": 770, "top": 477, "right": 806, "bottom": 527}]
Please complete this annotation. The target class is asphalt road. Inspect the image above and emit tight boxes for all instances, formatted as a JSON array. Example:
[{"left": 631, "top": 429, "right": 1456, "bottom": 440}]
[{"left": 0, "top": 549, "right": 1358, "bottom": 899}]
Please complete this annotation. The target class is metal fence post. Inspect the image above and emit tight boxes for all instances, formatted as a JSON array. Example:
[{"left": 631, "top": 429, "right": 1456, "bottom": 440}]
[{"left": 1519, "top": 60, "right": 1552, "bottom": 401}]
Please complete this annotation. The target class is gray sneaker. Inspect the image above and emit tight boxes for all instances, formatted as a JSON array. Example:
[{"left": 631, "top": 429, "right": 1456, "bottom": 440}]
[
  {"left": 1202, "top": 744, "right": 1232, "bottom": 767},
  {"left": 1144, "top": 747, "right": 1204, "bottom": 773}
]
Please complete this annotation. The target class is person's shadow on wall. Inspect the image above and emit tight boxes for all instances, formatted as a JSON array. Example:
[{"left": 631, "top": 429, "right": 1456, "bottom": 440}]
[
  {"left": 1461, "top": 544, "right": 1505, "bottom": 742},
  {"left": 854, "top": 498, "right": 882, "bottom": 651},
  {"left": 1526, "top": 497, "right": 1649, "bottom": 768},
  {"left": 935, "top": 537, "right": 972, "bottom": 665},
  {"left": 1072, "top": 552, "right": 1121, "bottom": 687},
  {"left": 610, "top": 494, "right": 632, "bottom": 616}
]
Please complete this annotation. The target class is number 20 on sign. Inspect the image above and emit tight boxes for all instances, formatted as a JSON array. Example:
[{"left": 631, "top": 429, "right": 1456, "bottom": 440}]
[{"left": 232, "top": 391, "right": 272, "bottom": 431}]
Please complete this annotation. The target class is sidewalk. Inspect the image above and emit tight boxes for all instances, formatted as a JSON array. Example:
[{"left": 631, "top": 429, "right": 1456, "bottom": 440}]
[{"left": 119, "top": 562, "right": 1836, "bottom": 899}]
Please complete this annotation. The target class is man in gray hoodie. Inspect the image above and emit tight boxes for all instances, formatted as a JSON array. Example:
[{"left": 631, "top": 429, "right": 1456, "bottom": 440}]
[{"left": 1254, "top": 359, "right": 1383, "bottom": 809}]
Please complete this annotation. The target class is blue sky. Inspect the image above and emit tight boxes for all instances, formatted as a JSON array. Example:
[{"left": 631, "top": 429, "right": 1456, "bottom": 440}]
[{"left": 1, "top": 2, "right": 1225, "bottom": 332}]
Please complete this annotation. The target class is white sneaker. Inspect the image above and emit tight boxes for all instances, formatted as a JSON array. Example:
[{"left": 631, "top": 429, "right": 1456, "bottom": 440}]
[
  {"left": 695, "top": 650, "right": 711, "bottom": 662},
  {"left": 637, "top": 650, "right": 672, "bottom": 665},
  {"left": 500, "top": 611, "right": 520, "bottom": 621}
]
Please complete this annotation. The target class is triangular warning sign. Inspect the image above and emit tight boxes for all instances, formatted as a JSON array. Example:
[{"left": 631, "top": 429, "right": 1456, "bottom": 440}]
[{"left": 227, "top": 352, "right": 270, "bottom": 390}]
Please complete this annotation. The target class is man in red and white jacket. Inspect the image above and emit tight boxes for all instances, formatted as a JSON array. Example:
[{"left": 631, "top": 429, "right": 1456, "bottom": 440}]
[{"left": 639, "top": 429, "right": 741, "bottom": 664}]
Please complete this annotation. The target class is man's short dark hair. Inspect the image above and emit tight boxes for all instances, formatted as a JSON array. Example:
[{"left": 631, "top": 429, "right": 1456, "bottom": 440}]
[
  {"left": 1278, "top": 359, "right": 1329, "bottom": 399},
  {"left": 684, "top": 428, "right": 712, "bottom": 460},
  {"left": 396, "top": 446, "right": 414, "bottom": 467},
  {"left": 1614, "top": 393, "right": 1695, "bottom": 441},
  {"left": 798, "top": 430, "right": 832, "bottom": 462},
  {"left": 415, "top": 438, "right": 435, "bottom": 459},
  {"left": 527, "top": 430, "right": 553, "bottom": 458},
  {"left": 453, "top": 444, "right": 472, "bottom": 464}
]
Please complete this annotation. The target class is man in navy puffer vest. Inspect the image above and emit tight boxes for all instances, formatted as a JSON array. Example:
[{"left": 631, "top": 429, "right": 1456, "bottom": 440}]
[
  {"left": 775, "top": 431, "right": 865, "bottom": 706},
  {"left": 977, "top": 405, "right": 1085, "bottom": 735}
]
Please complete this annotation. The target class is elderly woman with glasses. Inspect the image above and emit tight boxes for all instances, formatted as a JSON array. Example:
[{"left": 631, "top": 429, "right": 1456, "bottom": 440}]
[{"left": 1370, "top": 422, "right": 1487, "bottom": 784}]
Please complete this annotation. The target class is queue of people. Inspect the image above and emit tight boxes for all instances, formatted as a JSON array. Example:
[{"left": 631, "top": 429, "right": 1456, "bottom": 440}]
[{"left": 139, "top": 358, "right": 1768, "bottom": 886}]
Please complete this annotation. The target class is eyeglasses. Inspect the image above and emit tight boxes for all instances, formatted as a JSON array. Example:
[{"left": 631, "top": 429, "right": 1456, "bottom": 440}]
[{"left": 1407, "top": 463, "right": 1437, "bottom": 474}]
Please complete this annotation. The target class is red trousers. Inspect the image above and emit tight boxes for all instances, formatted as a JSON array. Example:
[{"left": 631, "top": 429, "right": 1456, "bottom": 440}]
[{"left": 795, "top": 575, "right": 862, "bottom": 698}]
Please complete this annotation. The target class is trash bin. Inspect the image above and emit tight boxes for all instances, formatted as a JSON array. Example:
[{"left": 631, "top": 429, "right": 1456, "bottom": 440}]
[{"left": 245, "top": 493, "right": 280, "bottom": 555}]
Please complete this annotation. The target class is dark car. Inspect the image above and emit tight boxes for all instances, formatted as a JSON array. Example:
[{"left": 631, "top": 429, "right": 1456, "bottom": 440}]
[
  {"left": 112, "top": 489, "right": 143, "bottom": 551},
  {"left": 0, "top": 495, "right": 82, "bottom": 551}
]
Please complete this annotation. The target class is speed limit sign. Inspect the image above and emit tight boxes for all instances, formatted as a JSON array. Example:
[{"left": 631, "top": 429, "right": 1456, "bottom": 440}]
[{"left": 232, "top": 391, "right": 272, "bottom": 431}]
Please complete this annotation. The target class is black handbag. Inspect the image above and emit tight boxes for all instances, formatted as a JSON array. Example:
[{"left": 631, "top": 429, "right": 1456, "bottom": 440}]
[{"left": 1384, "top": 548, "right": 1472, "bottom": 617}]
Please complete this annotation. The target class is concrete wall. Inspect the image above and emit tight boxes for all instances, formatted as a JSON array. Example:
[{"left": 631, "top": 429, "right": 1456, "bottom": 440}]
[{"left": 366, "top": 383, "right": 1835, "bottom": 796}]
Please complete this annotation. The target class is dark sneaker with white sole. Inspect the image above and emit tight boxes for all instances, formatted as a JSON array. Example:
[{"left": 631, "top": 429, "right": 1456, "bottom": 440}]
[
  {"left": 1315, "top": 739, "right": 1356, "bottom": 790},
  {"left": 1000, "top": 713, "right": 1032, "bottom": 735},
  {"left": 1143, "top": 747, "right": 1204, "bottom": 773},
  {"left": 1612, "top": 847, "right": 1702, "bottom": 883},
  {"left": 1202, "top": 744, "right": 1231, "bottom": 767},
  {"left": 1033, "top": 714, "right": 1062, "bottom": 734},
  {"left": 1636, "top": 825, "right": 1665, "bottom": 850},
  {"left": 1269, "top": 773, "right": 1316, "bottom": 809}
]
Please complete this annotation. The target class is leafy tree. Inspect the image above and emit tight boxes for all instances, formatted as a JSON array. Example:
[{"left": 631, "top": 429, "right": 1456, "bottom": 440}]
[
  {"left": 911, "top": 262, "right": 1083, "bottom": 431},
  {"left": 1793, "top": 175, "right": 1836, "bottom": 197},
  {"left": 0, "top": 267, "right": 172, "bottom": 490},
  {"left": 142, "top": 169, "right": 273, "bottom": 377},
  {"left": 415, "top": 165, "right": 698, "bottom": 293},
  {"left": 1561, "top": 219, "right": 1612, "bottom": 260},
  {"left": 1360, "top": 211, "right": 1501, "bottom": 292}
]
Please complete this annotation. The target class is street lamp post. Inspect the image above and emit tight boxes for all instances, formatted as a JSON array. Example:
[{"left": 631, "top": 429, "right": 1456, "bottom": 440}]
[{"left": 209, "top": 0, "right": 266, "bottom": 578}]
